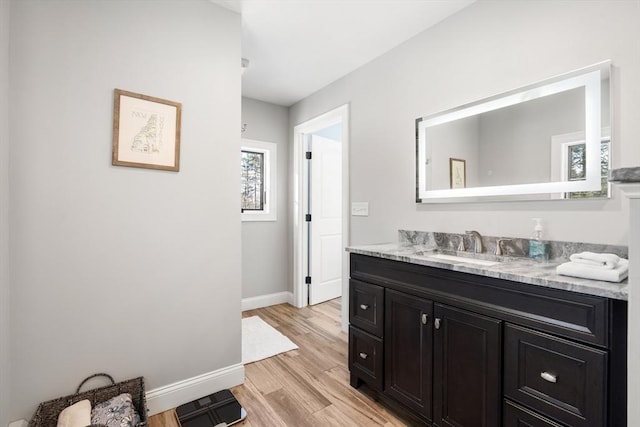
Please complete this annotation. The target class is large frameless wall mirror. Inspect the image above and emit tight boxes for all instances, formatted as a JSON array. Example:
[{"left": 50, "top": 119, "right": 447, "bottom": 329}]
[{"left": 416, "top": 61, "right": 611, "bottom": 203}]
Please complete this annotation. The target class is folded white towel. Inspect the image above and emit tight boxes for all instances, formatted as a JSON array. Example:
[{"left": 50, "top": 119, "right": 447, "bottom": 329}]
[
  {"left": 557, "top": 259, "right": 628, "bottom": 283},
  {"left": 569, "top": 251, "right": 621, "bottom": 269}
]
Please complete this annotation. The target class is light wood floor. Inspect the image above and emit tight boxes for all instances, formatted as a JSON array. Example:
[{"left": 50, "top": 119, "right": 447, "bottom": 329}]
[{"left": 148, "top": 299, "right": 415, "bottom": 426}]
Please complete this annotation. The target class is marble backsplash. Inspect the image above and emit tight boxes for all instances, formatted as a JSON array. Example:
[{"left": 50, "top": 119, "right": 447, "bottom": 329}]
[{"left": 398, "top": 230, "right": 628, "bottom": 261}]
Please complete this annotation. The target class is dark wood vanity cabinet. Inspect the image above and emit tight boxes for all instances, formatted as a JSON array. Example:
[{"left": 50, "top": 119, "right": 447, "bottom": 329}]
[
  {"left": 384, "top": 289, "right": 433, "bottom": 420},
  {"left": 433, "top": 304, "right": 502, "bottom": 426},
  {"left": 348, "top": 253, "right": 627, "bottom": 427}
]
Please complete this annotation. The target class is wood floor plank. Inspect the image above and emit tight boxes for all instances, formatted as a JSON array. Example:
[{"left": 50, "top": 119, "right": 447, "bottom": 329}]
[
  {"left": 278, "top": 353, "right": 399, "bottom": 426},
  {"left": 149, "top": 298, "right": 413, "bottom": 427},
  {"left": 305, "top": 313, "right": 345, "bottom": 341},
  {"left": 313, "top": 403, "right": 370, "bottom": 426},
  {"left": 260, "top": 355, "right": 331, "bottom": 414},
  {"left": 309, "top": 300, "right": 342, "bottom": 325},
  {"left": 243, "top": 358, "right": 284, "bottom": 395},
  {"left": 290, "top": 330, "right": 346, "bottom": 370},
  {"left": 262, "top": 388, "right": 322, "bottom": 427},
  {"left": 316, "top": 368, "right": 396, "bottom": 425},
  {"left": 232, "top": 377, "right": 289, "bottom": 427},
  {"left": 323, "top": 366, "right": 416, "bottom": 426},
  {"left": 147, "top": 409, "right": 179, "bottom": 427}
]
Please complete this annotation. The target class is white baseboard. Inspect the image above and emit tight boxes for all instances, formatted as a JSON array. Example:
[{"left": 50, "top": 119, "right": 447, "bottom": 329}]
[
  {"left": 145, "top": 364, "right": 244, "bottom": 416},
  {"left": 242, "top": 291, "right": 293, "bottom": 311}
]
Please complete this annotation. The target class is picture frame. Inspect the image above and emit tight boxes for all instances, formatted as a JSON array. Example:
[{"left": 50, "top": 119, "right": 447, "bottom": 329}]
[
  {"left": 449, "top": 158, "right": 466, "bottom": 189},
  {"left": 112, "top": 89, "right": 182, "bottom": 171}
]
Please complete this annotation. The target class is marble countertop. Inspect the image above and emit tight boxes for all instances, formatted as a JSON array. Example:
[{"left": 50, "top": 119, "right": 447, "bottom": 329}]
[
  {"left": 609, "top": 166, "right": 640, "bottom": 183},
  {"left": 347, "top": 243, "right": 628, "bottom": 300}
]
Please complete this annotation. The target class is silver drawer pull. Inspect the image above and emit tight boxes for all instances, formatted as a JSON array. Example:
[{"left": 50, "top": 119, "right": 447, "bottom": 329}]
[
  {"left": 434, "top": 318, "right": 441, "bottom": 330},
  {"left": 360, "top": 304, "right": 369, "bottom": 310},
  {"left": 540, "top": 372, "right": 557, "bottom": 383},
  {"left": 359, "top": 352, "right": 368, "bottom": 360},
  {"left": 422, "top": 313, "right": 428, "bottom": 325}
]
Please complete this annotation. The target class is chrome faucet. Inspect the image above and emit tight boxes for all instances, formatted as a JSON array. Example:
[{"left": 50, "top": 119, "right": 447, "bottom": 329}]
[
  {"left": 495, "top": 238, "right": 513, "bottom": 256},
  {"left": 465, "top": 230, "right": 483, "bottom": 253}
]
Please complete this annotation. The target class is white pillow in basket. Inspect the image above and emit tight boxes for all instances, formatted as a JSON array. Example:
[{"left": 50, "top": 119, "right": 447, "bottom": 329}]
[{"left": 56, "top": 399, "right": 91, "bottom": 427}]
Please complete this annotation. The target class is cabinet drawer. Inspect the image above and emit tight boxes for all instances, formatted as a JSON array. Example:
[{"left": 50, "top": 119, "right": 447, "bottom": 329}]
[
  {"left": 504, "top": 324, "right": 607, "bottom": 427},
  {"left": 503, "top": 400, "right": 564, "bottom": 427},
  {"left": 350, "top": 279, "right": 384, "bottom": 336},
  {"left": 349, "top": 326, "right": 383, "bottom": 391}
]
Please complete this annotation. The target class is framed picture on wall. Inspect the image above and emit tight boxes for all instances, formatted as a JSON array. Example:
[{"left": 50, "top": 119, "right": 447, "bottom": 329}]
[
  {"left": 112, "top": 89, "right": 182, "bottom": 171},
  {"left": 449, "top": 158, "right": 466, "bottom": 189}
]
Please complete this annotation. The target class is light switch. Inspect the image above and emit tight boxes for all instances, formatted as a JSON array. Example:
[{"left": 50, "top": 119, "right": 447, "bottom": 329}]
[{"left": 351, "top": 202, "right": 369, "bottom": 216}]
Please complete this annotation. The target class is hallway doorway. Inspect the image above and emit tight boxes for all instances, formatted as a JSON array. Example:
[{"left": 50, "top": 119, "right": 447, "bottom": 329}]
[{"left": 293, "top": 105, "right": 349, "bottom": 330}]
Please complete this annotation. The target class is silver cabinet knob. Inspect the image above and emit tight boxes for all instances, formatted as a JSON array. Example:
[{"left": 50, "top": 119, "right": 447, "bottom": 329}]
[
  {"left": 359, "top": 352, "right": 368, "bottom": 360},
  {"left": 434, "top": 318, "right": 441, "bottom": 329},
  {"left": 540, "top": 372, "right": 557, "bottom": 383},
  {"left": 422, "top": 313, "right": 428, "bottom": 325},
  {"left": 360, "top": 304, "right": 369, "bottom": 310}
]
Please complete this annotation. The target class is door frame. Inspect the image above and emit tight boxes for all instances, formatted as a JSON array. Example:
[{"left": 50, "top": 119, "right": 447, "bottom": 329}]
[{"left": 292, "top": 104, "right": 350, "bottom": 330}]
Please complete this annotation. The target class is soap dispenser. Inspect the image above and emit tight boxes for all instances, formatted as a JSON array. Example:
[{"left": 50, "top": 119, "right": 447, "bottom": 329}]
[{"left": 529, "top": 218, "right": 549, "bottom": 260}]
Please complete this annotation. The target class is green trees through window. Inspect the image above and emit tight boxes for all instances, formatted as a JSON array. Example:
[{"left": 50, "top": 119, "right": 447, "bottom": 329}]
[
  {"left": 241, "top": 150, "right": 264, "bottom": 211},
  {"left": 567, "top": 140, "right": 610, "bottom": 199}
]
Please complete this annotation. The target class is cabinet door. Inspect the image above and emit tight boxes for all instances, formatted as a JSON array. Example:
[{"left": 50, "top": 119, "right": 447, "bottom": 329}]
[
  {"left": 433, "top": 304, "right": 502, "bottom": 427},
  {"left": 384, "top": 289, "right": 433, "bottom": 421}
]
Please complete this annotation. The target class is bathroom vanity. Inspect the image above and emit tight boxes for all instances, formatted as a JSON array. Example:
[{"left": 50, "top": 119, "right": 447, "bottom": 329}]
[{"left": 347, "top": 243, "right": 627, "bottom": 427}]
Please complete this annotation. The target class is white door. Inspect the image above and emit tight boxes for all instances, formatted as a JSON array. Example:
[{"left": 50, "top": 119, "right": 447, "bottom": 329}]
[{"left": 308, "top": 134, "right": 342, "bottom": 305}]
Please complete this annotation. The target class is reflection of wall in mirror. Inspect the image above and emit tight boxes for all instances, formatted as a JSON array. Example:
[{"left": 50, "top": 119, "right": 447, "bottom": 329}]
[
  {"left": 428, "top": 115, "right": 479, "bottom": 190},
  {"left": 477, "top": 80, "right": 609, "bottom": 188},
  {"left": 478, "top": 87, "right": 584, "bottom": 187}
]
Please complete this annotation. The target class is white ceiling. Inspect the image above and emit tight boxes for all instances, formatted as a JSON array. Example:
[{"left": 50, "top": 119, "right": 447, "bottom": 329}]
[{"left": 212, "top": 0, "right": 475, "bottom": 107}]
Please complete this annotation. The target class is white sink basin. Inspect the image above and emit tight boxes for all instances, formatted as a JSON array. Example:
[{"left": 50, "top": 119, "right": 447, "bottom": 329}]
[{"left": 428, "top": 253, "right": 501, "bottom": 267}]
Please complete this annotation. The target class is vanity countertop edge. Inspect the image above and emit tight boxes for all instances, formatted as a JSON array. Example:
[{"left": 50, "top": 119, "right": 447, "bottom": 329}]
[{"left": 347, "top": 243, "right": 628, "bottom": 301}]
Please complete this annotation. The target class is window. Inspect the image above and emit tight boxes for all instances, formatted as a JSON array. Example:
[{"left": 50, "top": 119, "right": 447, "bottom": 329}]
[
  {"left": 565, "top": 139, "right": 610, "bottom": 199},
  {"left": 241, "top": 150, "right": 264, "bottom": 211},
  {"left": 550, "top": 128, "right": 610, "bottom": 199},
  {"left": 241, "top": 139, "right": 277, "bottom": 221}
]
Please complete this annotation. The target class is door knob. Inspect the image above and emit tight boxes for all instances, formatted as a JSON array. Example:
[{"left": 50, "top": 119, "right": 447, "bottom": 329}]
[
  {"left": 434, "top": 318, "right": 441, "bottom": 329},
  {"left": 422, "top": 313, "right": 428, "bottom": 325},
  {"left": 360, "top": 304, "right": 369, "bottom": 310},
  {"left": 359, "top": 352, "right": 368, "bottom": 360}
]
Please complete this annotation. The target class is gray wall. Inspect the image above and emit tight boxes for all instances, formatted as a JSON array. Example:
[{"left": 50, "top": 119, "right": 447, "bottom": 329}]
[
  {"left": 290, "top": 0, "right": 640, "bottom": 246},
  {"left": 8, "top": 0, "right": 241, "bottom": 419},
  {"left": 0, "top": 0, "right": 10, "bottom": 424},
  {"left": 241, "top": 97, "right": 290, "bottom": 298}
]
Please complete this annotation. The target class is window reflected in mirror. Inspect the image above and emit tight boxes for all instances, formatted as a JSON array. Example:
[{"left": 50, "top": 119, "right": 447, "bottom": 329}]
[{"left": 565, "top": 139, "right": 610, "bottom": 199}]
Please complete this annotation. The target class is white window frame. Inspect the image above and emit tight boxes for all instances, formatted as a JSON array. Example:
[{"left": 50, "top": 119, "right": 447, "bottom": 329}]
[
  {"left": 241, "top": 139, "right": 277, "bottom": 222},
  {"left": 550, "top": 127, "right": 610, "bottom": 199}
]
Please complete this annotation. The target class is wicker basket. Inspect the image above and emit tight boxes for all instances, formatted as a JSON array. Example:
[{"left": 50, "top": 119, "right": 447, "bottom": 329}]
[{"left": 29, "top": 373, "right": 148, "bottom": 427}]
